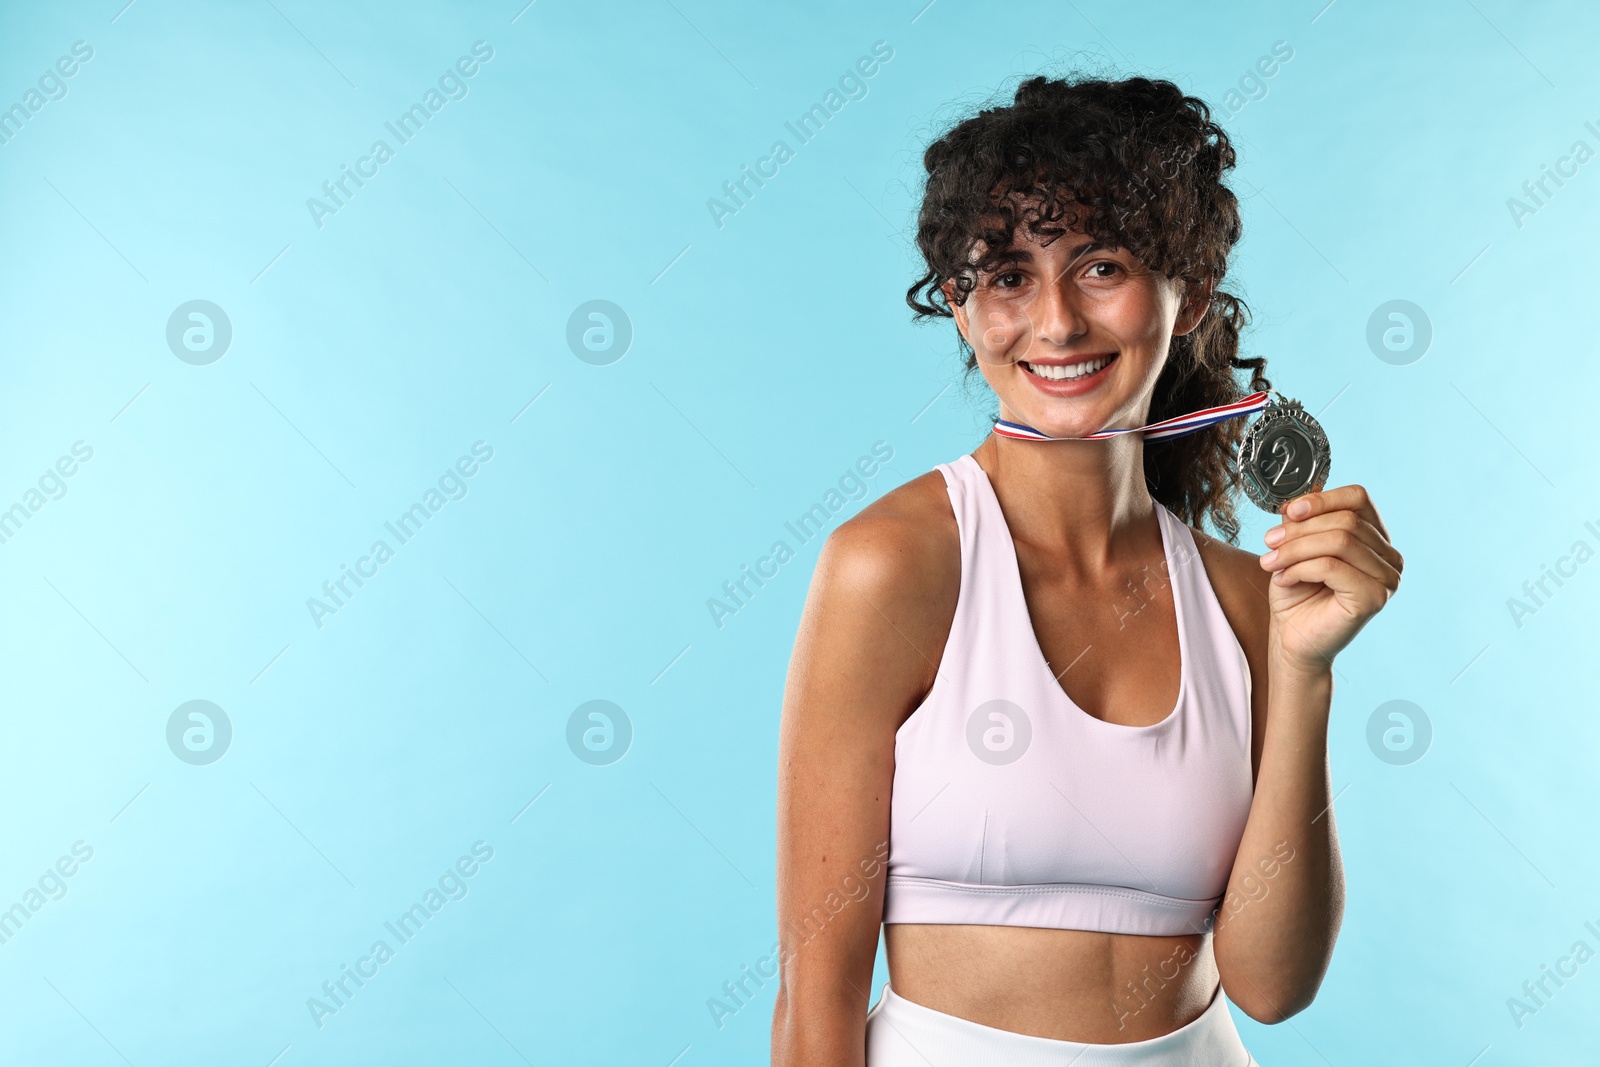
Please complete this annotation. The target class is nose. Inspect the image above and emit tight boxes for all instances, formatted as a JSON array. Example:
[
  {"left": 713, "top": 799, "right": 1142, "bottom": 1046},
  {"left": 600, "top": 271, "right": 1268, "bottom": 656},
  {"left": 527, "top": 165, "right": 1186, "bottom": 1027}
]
[{"left": 1030, "top": 268, "right": 1087, "bottom": 350}]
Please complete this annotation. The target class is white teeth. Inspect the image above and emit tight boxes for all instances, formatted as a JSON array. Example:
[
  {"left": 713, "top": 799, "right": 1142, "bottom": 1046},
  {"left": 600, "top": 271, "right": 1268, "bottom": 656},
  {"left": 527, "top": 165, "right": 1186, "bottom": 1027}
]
[{"left": 1023, "top": 355, "right": 1112, "bottom": 380}]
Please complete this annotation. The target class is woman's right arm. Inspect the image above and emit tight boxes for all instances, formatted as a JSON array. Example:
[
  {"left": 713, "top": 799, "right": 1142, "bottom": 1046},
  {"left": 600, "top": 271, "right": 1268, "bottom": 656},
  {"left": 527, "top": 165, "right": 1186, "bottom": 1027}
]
[{"left": 770, "top": 502, "right": 955, "bottom": 1067}]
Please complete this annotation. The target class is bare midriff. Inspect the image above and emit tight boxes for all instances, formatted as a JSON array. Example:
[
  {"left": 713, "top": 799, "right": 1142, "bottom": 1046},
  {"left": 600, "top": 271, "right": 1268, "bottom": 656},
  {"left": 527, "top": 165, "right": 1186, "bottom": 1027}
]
[{"left": 884, "top": 923, "right": 1219, "bottom": 1043}]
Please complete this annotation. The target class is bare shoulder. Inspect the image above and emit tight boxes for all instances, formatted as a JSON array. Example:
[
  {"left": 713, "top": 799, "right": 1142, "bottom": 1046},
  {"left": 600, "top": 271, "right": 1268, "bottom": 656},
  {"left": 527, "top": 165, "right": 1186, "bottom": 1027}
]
[
  {"left": 812, "top": 466, "right": 960, "bottom": 633},
  {"left": 1187, "top": 522, "right": 1272, "bottom": 661},
  {"left": 1186, "top": 521, "right": 1273, "bottom": 781},
  {"left": 820, "top": 467, "right": 958, "bottom": 588},
  {"left": 793, "top": 465, "right": 962, "bottom": 716},
  {"left": 1196, "top": 518, "right": 1267, "bottom": 617}
]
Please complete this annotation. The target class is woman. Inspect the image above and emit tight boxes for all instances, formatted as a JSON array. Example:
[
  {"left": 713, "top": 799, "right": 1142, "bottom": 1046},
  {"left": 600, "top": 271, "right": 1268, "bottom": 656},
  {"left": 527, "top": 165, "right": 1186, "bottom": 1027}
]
[{"left": 770, "top": 74, "right": 1402, "bottom": 1065}]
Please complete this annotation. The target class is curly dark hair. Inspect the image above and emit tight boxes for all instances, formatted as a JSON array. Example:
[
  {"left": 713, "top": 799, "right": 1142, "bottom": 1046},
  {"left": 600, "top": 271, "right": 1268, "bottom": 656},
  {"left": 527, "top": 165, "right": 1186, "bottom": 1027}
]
[{"left": 905, "top": 73, "right": 1270, "bottom": 544}]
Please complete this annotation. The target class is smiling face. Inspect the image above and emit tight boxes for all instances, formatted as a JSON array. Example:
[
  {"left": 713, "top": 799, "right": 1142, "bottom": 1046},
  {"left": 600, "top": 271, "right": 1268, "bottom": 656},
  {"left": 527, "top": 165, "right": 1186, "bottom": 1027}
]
[{"left": 946, "top": 218, "right": 1209, "bottom": 439}]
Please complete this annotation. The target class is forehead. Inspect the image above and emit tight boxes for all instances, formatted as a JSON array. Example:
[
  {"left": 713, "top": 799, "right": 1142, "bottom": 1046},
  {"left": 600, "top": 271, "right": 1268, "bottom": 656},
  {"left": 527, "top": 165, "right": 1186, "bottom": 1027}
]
[
  {"left": 968, "top": 227, "right": 1109, "bottom": 266},
  {"left": 970, "top": 194, "right": 1105, "bottom": 255}
]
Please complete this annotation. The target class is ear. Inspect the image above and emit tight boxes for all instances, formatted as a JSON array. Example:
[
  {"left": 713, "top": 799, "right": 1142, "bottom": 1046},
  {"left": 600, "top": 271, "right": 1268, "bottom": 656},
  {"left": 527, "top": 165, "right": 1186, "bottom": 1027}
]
[
  {"left": 1173, "top": 277, "right": 1213, "bottom": 337},
  {"left": 943, "top": 279, "right": 972, "bottom": 345}
]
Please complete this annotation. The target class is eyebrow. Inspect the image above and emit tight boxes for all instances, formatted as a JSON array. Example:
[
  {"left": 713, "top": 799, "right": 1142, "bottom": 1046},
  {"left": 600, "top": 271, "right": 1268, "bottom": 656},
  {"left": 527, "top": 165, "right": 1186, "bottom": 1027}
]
[{"left": 994, "top": 239, "right": 1107, "bottom": 264}]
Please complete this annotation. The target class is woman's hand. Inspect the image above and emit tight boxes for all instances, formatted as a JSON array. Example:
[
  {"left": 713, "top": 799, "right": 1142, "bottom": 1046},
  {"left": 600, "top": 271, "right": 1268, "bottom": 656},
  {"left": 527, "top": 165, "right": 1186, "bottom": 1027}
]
[{"left": 1257, "top": 484, "right": 1402, "bottom": 674}]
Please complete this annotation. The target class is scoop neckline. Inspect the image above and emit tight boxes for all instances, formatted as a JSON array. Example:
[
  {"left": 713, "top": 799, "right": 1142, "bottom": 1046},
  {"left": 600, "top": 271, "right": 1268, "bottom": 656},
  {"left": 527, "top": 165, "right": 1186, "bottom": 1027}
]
[{"left": 959, "top": 453, "right": 1188, "bottom": 733}]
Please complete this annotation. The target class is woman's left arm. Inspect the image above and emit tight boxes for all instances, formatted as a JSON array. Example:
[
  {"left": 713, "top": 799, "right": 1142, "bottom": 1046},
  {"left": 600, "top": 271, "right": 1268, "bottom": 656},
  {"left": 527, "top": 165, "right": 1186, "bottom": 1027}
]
[{"left": 1212, "top": 484, "right": 1404, "bottom": 1023}]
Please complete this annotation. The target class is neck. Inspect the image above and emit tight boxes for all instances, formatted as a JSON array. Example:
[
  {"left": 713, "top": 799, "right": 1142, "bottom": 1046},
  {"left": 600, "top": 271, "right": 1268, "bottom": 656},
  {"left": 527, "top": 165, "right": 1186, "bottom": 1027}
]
[{"left": 972, "top": 432, "right": 1158, "bottom": 574}]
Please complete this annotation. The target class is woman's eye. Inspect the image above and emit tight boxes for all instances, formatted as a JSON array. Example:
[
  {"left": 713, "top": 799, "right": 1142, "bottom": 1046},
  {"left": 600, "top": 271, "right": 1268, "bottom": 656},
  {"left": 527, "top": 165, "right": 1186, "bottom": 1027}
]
[
  {"left": 1086, "top": 261, "right": 1122, "bottom": 279},
  {"left": 993, "top": 270, "right": 1025, "bottom": 288}
]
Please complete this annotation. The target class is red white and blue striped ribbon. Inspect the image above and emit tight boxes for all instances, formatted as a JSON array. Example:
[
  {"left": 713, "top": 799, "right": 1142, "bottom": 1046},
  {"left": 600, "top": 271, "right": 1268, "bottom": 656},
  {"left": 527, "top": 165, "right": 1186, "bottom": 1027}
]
[{"left": 993, "top": 390, "right": 1270, "bottom": 443}]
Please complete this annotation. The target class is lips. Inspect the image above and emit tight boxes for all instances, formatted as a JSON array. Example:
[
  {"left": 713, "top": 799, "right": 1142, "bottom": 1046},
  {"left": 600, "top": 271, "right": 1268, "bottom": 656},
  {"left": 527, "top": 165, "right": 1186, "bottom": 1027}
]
[
  {"left": 1014, "top": 353, "right": 1119, "bottom": 402},
  {"left": 1019, "top": 353, "right": 1117, "bottom": 381}
]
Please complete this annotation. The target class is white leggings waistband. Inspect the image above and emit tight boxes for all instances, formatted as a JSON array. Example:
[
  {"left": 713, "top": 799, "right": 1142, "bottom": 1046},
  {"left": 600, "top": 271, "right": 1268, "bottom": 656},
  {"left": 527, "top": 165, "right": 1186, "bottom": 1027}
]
[{"left": 865, "top": 982, "right": 1257, "bottom": 1066}]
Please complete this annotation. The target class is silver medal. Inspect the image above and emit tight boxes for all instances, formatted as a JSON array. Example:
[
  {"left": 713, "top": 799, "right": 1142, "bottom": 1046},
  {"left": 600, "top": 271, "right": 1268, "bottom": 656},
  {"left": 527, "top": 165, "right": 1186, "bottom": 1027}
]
[{"left": 1236, "top": 391, "right": 1331, "bottom": 513}]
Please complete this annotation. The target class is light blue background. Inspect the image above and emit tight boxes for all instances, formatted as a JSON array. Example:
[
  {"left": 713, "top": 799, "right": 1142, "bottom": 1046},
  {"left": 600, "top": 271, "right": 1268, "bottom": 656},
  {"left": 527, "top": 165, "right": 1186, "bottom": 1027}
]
[{"left": 0, "top": 1, "right": 1595, "bottom": 1064}]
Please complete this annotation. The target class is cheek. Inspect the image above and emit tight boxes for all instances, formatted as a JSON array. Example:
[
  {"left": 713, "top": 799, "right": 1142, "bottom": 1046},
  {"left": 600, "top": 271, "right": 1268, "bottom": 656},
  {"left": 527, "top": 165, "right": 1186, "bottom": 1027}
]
[
  {"left": 976, "top": 362, "right": 1019, "bottom": 402},
  {"left": 969, "top": 297, "right": 1033, "bottom": 357},
  {"left": 1099, "top": 287, "right": 1174, "bottom": 351},
  {"left": 982, "top": 317, "right": 1016, "bottom": 349}
]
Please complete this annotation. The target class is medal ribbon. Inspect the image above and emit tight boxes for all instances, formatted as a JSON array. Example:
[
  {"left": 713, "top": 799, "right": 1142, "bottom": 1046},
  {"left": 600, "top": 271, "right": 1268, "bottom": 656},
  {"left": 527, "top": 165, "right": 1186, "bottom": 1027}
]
[{"left": 993, "top": 391, "right": 1270, "bottom": 443}]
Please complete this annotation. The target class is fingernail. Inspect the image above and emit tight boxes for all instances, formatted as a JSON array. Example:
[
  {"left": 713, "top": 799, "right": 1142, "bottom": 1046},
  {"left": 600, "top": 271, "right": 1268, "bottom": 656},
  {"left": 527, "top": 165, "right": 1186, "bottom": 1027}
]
[
  {"left": 1288, "top": 499, "right": 1311, "bottom": 518},
  {"left": 1263, "top": 526, "right": 1284, "bottom": 546},
  {"left": 1261, "top": 549, "right": 1278, "bottom": 565}
]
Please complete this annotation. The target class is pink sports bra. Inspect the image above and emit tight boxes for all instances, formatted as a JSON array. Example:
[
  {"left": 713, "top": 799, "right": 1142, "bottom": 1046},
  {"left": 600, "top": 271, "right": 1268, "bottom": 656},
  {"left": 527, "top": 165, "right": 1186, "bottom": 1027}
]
[{"left": 882, "top": 453, "right": 1255, "bottom": 936}]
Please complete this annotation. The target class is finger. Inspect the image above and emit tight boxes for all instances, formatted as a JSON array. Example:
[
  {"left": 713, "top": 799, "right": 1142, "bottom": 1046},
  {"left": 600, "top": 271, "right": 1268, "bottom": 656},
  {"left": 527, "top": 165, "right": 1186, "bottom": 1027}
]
[
  {"left": 1273, "top": 554, "right": 1394, "bottom": 609},
  {"left": 1261, "top": 529, "right": 1401, "bottom": 592},
  {"left": 1281, "top": 484, "right": 1390, "bottom": 540},
  {"left": 1265, "top": 530, "right": 1401, "bottom": 593},
  {"left": 1266, "top": 512, "right": 1403, "bottom": 575}
]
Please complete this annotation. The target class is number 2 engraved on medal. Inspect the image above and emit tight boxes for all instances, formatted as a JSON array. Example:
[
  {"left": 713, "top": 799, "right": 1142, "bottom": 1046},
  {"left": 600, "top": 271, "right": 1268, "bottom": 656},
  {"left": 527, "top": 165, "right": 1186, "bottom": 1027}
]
[{"left": 1266, "top": 436, "right": 1298, "bottom": 487}]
